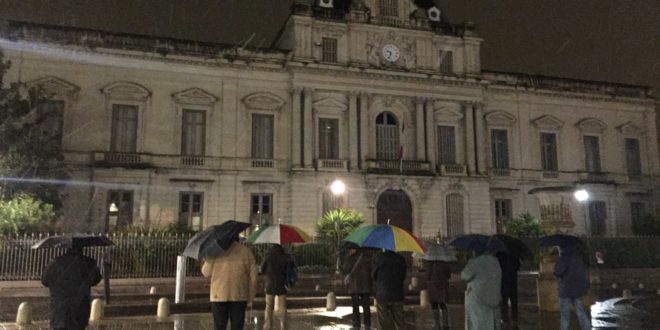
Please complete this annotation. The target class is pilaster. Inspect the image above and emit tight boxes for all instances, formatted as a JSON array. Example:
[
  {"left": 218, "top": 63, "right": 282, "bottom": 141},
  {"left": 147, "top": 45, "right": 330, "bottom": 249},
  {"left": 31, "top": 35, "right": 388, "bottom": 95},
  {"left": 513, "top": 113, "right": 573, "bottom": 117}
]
[
  {"left": 303, "top": 88, "right": 314, "bottom": 168},
  {"left": 415, "top": 97, "right": 426, "bottom": 161},
  {"left": 475, "top": 103, "right": 486, "bottom": 174},
  {"left": 425, "top": 99, "right": 436, "bottom": 172},
  {"left": 348, "top": 92, "right": 359, "bottom": 170},
  {"left": 463, "top": 102, "right": 476, "bottom": 175},
  {"left": 359, "top": 92, "right": 370, "bottom": 169},
  {"left": 291, "top": 87, "right": 303, "bottom": 168}
]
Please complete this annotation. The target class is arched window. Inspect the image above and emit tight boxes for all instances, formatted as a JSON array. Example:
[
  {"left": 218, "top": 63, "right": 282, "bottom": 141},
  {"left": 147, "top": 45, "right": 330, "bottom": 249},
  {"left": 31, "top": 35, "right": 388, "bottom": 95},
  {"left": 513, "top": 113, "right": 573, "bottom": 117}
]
[
  {"left": 376, "top": 112, "right": 399, "bottom": 160},
  {"left": 446, "top": 193, "right": 464, "bottom": 237}
]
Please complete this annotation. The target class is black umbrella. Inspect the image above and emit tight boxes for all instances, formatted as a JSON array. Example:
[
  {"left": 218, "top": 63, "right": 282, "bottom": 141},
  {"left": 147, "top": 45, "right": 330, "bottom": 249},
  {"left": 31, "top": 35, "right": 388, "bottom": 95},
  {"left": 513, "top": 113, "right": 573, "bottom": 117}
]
[
  {"left": 539, "top": 234, "right": 582, "bottom": 248},
  {"left": 494, "top": 234, "right": 533, "bottom": 260},
  {"left": 450, "top": 234, "right": 506, "bottom": 253},
  {"left": 31, "top": 234, "right": 114, "bottom": 249},
  {"left": 182, "top": 220, "right": 251, "bottom": 260}
]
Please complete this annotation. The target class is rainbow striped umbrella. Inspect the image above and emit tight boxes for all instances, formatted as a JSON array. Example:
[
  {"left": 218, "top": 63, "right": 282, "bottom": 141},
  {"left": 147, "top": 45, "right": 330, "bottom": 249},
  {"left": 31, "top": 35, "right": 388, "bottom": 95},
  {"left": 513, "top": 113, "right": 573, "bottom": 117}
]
[
  {"left": 344, "top": 224, "right": 426, "bottom": 253},
  {"left": 246, "top": 224, "right": 312, "bottom": 245}
]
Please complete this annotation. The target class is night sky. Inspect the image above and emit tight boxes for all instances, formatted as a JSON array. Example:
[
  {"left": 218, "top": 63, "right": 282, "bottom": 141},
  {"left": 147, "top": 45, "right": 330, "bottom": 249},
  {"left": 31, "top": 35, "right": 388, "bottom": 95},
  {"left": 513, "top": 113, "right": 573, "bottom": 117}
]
[{"left": 1, "top": 0, "right": 658, "bottom": 94}]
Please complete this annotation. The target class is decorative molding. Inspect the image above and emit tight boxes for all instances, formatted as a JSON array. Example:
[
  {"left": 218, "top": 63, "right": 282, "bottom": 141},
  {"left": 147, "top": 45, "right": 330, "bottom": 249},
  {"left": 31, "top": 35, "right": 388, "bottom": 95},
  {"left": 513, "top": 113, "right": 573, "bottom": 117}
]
[
  {"left": 364, "top": 176, "right": 434, "bottom": 205},
  {"left": 484, "top": 110, "right": 516, "bottom": 127},
  {"left": 531, "top": 115, "right": 564, "bottom": 130},
  {"left": 434, "top": 106, "right": 463, "bottom": 123},
  {"left": 313, "top": 97, "right": 348, "bottom": 113},
  {"left": 575, "top": 118, "right": 607, "bottom": 134},
  {"left": 617, "top": 121, "right": 644, "bottom": 136},
  {"left": 26, "top": 76, "right": 80, "bottom": 98},
  {"left": 172, "top": 88, "right": 219, "bottom": 106},
  {"left": 242, "top": 92, "right": 286, "bottom": 111},
  {"left": 101, "top": 81, "right": 151, "bottom": 101}
]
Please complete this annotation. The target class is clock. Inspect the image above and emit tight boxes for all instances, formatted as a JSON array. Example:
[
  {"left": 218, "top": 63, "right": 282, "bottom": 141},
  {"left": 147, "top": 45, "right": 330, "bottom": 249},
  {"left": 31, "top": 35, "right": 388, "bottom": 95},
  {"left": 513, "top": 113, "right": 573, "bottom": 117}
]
[{"left": 381, "top": 44, "right": 400, "bottom": 62}]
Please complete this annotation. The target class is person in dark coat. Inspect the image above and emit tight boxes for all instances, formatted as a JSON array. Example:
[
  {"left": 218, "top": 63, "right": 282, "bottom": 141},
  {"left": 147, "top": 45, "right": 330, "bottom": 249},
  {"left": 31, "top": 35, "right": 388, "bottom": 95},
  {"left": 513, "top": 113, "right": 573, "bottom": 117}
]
[
  {"left": 371, "top": 250, "right": 407, "bottom": 330},
  {"left": 554, "top": 246, "right": 591, "bottom": 330},
  {"left": 41, "top": 243, "right": 102, "bottom": 330},
  {"left": 423, "top": 259, "right": 451, "bottom": 329},
  {"left": 496, "top": 251, "right": 521, "bottom": 328},
  {"left": 260, "top": 244, "right": 293, "bottom": 330},
  {"left": 341, "top": 247, "right": 374, "bottom": 330}
]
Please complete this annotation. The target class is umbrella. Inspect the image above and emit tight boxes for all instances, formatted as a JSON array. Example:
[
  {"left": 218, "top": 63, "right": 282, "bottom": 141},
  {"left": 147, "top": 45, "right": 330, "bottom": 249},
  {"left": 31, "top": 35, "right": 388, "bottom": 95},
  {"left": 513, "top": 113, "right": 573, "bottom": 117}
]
[
  {"left": 344, "top": 224, "right": 425, "bottom": 253},
  {"left": 413, "top": 241, "right": 457, "bottom": 261},
  {"left": 450, "top": 234, "right": 506, "bottom": 253},
  {"left": 32, "top": 233, "right": 114, "bottom": 249},
  {"left": 494, "top": 234, "right": 533, "bottom": 260},
  {"left": 539, "top": 234, "right": 581, "bottom": 248},
  {"left": 182, "top": 220, "right": 251, "bottom": 260},
  {"left": 246, "top": 224, "right": 312, "bottom": 245}
]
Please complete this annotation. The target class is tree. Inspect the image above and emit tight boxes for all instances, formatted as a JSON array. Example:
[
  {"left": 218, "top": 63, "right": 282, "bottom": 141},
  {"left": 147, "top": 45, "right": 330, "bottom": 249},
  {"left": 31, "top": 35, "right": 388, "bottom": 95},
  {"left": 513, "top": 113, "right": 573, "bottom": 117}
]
[
  {"left": 315, "top": 207, "right": 364, "bottom": 245},
  {"left": 505, "top": 213, "right": 545, "bottom": 237},
  {"left": 0, "top": 194, "right": 56, "bottom": 235},
  {"left": 0, "top": 50, "right": 68, "bottom": 211}
]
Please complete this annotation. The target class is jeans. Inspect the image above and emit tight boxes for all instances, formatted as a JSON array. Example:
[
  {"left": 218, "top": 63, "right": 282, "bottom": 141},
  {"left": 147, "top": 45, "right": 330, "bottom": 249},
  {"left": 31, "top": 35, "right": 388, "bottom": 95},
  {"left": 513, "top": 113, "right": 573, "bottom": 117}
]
[
  {"left": 264, "top": 294, "right": 287, "bottom": 330},
  {"left": 351, "top": 293, "right": 371, "bottom": 329},
  {"left": 560, "top": 297, "right": 591, "bottom": 330},
  {"left": 211, "top": 301, "right": 247, "bottom": 330},
  {"left": 376, "top": 301, "right": 406, "bottom": 330}
]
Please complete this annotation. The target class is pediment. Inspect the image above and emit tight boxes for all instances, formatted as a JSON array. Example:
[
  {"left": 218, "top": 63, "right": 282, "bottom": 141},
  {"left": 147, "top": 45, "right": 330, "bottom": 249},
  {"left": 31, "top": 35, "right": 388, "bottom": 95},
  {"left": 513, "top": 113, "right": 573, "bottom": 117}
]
[
  {"left": 617, "top": 121, "right": 644, "bottom": 136},
  {"left": 172, "top": 88, "right": 219, "bottom": 106},
  {"left": 26, "top": 76, "right": 80, "bottom": 98},
  {"left": 434, "top": 107, "right": 463, "bottom": 123},
  {"left": 576, "top": 118, "right": 607, "bottom": 134},
  {"left": 484, "top": 111, "right": 516, "bottom": 127},
  {"left": 531, "top": 115, "right": 564, "bottom": 130},
  {"left": 313, "top": 98, "right": 348, "bottom": 112},
  {"left": 242, "top": 92, "right": 285, "bottom": 111},
  {"left": 101, "top": 81, "right": 151, "bottom": 101}
]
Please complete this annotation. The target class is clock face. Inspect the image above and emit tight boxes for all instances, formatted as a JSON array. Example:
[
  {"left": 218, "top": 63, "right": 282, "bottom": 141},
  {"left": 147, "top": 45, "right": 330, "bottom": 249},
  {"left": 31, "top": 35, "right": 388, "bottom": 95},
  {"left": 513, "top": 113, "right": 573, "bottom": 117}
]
[{"left": 381, "top": 44, "right": 400, "bottom": 62}]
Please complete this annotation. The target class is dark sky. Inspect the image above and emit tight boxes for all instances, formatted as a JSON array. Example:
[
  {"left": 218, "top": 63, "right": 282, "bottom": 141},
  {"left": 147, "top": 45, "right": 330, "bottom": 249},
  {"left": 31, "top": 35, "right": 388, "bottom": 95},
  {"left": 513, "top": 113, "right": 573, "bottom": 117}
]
[{"left": 1, "top": 0, "right": 658, "bottom": 94}]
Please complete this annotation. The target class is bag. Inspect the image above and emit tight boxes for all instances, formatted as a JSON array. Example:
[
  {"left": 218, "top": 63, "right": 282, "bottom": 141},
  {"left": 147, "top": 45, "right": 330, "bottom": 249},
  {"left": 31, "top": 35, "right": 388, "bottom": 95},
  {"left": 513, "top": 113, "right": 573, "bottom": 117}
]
[{"left": 285, "top": 261, "right": 298, "bottom": 289}]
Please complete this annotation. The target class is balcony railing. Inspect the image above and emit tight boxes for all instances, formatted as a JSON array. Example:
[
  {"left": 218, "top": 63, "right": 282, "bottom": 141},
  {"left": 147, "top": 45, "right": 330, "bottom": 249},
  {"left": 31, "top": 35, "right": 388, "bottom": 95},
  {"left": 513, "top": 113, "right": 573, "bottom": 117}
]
[
  {"left": 181, "top": 155, "right": 205, "bottom": 166},
  {"left": 251, "top": 159, "right": 275, "bottom": 169},
  {"left": 97, "top": 152, "right": 144, "bottom": 165},
  {"left": 366, "top": 159, "right": 432, "bottom": 174},
  {"left": 489, "top": 168, "right": 511, "bottom": 177},
  {"left": 577, "top": 171, "right": 611, "bottom": 183},
  {"left": 316, "top": 159, "right": 348, "bottom": 171},
  {"left": 542, "top": 171, "right": 559, "bottom": 179},
  {"left": 439, "top": 164, "right": 467, "bottom": 176}
]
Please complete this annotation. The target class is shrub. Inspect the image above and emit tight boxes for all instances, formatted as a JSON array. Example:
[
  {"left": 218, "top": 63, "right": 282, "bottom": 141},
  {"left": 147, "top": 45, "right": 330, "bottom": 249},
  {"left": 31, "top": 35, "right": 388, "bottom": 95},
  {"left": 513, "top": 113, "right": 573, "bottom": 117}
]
[
  {"left": 0, "top": 194, "right": 56, "bottom": 235},
  {"left": 632, "top": 214, "right": 660, "bottom": 236},
  {"left": 505, "top": 213, "right": 545, "bottom": 238},
  {"left": 315, "top": 207, "right": 364, "bottom": 247}
]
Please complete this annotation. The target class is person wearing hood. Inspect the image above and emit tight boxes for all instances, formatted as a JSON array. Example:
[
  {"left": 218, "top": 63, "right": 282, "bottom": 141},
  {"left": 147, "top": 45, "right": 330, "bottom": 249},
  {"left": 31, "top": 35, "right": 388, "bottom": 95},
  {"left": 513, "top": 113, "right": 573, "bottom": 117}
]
[
  {"left": 554, "top": 245, "right": 591, "bottom": 330},
  {"left": 341, "top": 246, "right": 374, "bottom": 330},
  {"left": 41, "top": 243, "right": 102, "bottom": 330},
  {"left": 461, "top": 248, "right": 502, "bottom": 330},
  {"left": 260, "top": 244, "right": 294, "bottom": 330}
]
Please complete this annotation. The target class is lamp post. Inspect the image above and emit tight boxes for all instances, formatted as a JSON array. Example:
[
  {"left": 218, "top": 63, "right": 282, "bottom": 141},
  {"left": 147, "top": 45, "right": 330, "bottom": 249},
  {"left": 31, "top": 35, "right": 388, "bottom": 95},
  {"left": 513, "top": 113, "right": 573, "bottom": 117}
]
[
  {"left": 330, "top": 179, "right": 346, "bottom": 274},
  {"left": 574, "top": 189, "right": 590, "bottom": 235}
]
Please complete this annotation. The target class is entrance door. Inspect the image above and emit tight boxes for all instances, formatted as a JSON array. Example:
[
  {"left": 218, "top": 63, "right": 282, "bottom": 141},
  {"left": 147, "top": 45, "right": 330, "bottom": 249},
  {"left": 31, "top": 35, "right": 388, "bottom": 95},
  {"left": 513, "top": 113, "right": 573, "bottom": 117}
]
[{"left": 377, "top": 190, "right": 413, "bottom": 232}]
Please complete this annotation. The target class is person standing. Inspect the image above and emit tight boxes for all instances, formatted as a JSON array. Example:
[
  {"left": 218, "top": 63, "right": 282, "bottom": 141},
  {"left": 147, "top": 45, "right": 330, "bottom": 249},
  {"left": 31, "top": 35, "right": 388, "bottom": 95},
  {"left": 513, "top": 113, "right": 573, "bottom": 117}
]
[
  {"left": 424, "top": 258, "right": 451, "bottom": 330},
  {"left": 202, "top": 236, "right": 257, "bottom": 330},
  {"left": 261, "top": 244, "right": 293, "bottom": 330},
  {"left": 371, "top": 250, "right": 408, "bottom": 330},
  {"left": 461, "top": 249, "right": 502, "bottom": 330},
  {"left": 496, "top": 251, "right": 521, "bottom": 328},
  {"left": 553, "top": 246, "right": 591, "bottom": 330},
  {"left": 41, "top": 243, "right": 102, "bottom": 330},
  {"left": 341, "top": 247, "right": 374, "bottom": 330}
]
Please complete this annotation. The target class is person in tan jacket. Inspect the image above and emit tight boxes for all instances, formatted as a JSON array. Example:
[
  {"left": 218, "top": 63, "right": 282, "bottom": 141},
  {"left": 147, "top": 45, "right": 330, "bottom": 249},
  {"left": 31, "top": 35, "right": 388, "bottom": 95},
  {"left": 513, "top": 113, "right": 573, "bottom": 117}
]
[{"left": 202, "top": 236, "right": 258, "bottom": 330}]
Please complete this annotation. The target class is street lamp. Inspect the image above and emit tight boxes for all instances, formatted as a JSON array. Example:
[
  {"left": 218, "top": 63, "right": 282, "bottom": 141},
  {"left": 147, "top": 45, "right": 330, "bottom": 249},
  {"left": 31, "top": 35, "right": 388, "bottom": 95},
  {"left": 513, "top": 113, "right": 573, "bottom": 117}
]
[
  {"left": 574, "top": 189, "right": 590, "bottom": 234},
  {"left": 331, "top": 179, "right": 346, "bottom": 274}
]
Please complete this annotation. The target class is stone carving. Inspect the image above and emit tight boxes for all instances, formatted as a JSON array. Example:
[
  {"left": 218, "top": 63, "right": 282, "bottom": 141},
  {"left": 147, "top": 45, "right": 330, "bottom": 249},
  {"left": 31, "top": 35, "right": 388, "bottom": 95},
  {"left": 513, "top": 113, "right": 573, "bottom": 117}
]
[
  {"left": 617, "top": 121, "right": 644, "bottom": 136},
  {"left": 365, "top": 32, "right": 417, "bottom": 70},
  {"left": 26, "top": 76, "right": 80, "bottom": 98},
  {"left": 242, "top": 92, "right": 285, "bottom": 111},
  {"left": 101, "top": 81, "right": 151, "bottom": 101},
  {"left": 364, "top": 176, "right": 434, "bottom": 205},
  {"left": 576, "top": 118, "right": 607, "bottom": 134},
  {"left": 531, "top": 115, "right": 564, "bottom": 130},
  {"left": 484, "top": 110, "right": 517, "bottom": 127},
  {"left": 401, "top": 40, "right": 416, "bottom": 71},
  {"left": 172, "top": 88, "right": 219, "bottom": 106}
]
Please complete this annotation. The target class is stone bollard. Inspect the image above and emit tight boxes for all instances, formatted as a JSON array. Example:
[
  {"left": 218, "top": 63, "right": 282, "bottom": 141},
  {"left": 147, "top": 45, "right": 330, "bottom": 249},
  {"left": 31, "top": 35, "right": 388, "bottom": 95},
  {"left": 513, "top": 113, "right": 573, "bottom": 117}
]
[
  {"left": 638, "top": 283, "right": 645, "bottom": 289},
  {"left": 150, "top": 286, "right": 157, "bottom": 295},
  {"left": 157, "top": 298, "right": 170, "bottom": 318},
  {"left": 326, "top": 292, "right": 337, "bottom": 311},
  {"left": 622, "top": 289, "right": 632, "bottom": 298},
  {"left": 89, "top": 298, "right": 104, "bottom": 322},
  {"left": 411, "top": 276, "right": 418, "bottom": 288},
  {"left": 419, "top": 290, "right": 430, "bottom": 307},
  {"left": 656, "top": 289, "right": 660, "bottom": 296},
  {"left": 15, "top": 302, "right": 32, "bottom": 325},
  {"left": 611, "top": 283, "right": 618, "bottom": 289},
  {"left": 315, "top": 284, "right": 321, "bottom": 292}
]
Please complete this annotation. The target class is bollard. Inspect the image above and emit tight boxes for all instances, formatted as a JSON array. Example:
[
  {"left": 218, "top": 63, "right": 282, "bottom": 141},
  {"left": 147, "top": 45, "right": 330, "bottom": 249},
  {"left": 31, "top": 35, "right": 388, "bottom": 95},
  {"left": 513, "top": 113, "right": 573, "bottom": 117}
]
[
  {"left": 315, "top": 284, "right": 321, "bottom": 292},
  {"left": 419, "top": 290, "right": 430, "bottom": 307},
  {"left": 656, "top": 289, "right": 660, "bottom": 296},
  {"left": 638, "top": 283, "right": 645, "bottom": 289},
  {"left": 408, "top": 284, "right": 413, "bottom": 291},
  {"left": 89, "top": 298, "right": 104, "bottom": 322},
  {"left": 411, "top": 276, "right": 418, "bottom": 288},
  {"left": 622, "top": 289, "right": 632, "bottom": 298},
  {"left": 175, "top": 256, "right": 187, "bottom": 304},
  {"left": 15, "top": 302, "right": 32, "bottom": 325},
  {"left": 326, "top": 292, "right": 337, "bottom": 311},
  {"left": 149, "top": 286, "right": 157, "bottom": 295},
  {"left": 157, "top": 298, "right": 170, "bottom": 318},
  {"left": 611, "top": 283, "right": 618, "bottom": 289}
]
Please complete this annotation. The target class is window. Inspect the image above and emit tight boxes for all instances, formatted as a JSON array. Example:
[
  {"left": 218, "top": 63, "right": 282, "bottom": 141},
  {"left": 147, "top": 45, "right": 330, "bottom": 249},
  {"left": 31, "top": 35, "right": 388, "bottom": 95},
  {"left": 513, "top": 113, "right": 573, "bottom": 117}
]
[
  {"left": 375, "top": 112, "right": 399, "bottom": 160},
  {"left": 630, "top": 202, "right": 645, "bottom": 224},
  {"left": 446, "top": 194, "right": 464, "bottom": 237},
  {"left": 540, "top": 132, "right": 558, "bottom": 171},
  {"left": 36, "top": 100, "right": 65, "bottom": 142},
  {"left": 583, "top": 135, "right": 601, "bottom": 173},
  {"left": 181, "top": 110, "right": 206, "bottom": 156},
  {"left": 625, "top": 138, "right": 642, "bottom": 178},
  {"left": 379, "top": 0, "right": 398, "bottom": 17},
  {"left": 322, "top": 190, "right": 344, "bottom": 216},
  {"left": 439, "top": 50, "right": 453, "bottom": 74},
  {"left": 179, "top": 192, "right": 203, "bottom": 231},
  {"left": 110, "top": 104, "right": 138, "bottom": 153},
  {"left": 437, "top": 125, "right": 456, "bottom": 164},
  {"left": 250, "top": 194, "right": 272, "bottom": 226},
  {"left": 588, "top": 201, "right": 607, "bottom": 236},
  {"left": 491, "top": 129, "right": 509, "bottom": 172},
  {"left": 106, "top": 190, "right": 133, "bottom": 230},
  {"left": 251, "top": 114, "right": 274, "bottom": 159},
  {"left": 318, "top": 118, "right": 339, "bottom": 159},
  {"left": 321, "top": 38, "right": 338, "bottom": 63},
  {"left": 494, "top": 199, "right": 512, "bottom": 234}
]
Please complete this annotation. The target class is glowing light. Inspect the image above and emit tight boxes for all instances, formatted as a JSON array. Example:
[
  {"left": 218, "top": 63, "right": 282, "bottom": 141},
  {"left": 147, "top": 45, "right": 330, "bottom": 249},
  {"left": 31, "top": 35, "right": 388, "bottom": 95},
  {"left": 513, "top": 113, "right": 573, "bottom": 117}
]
[
  {"left": 330, "top": 180, "right": 346, "bottom": 195},
  {"left": 109, "top": 203, "right": 119, "bottom": 212},
  {"left": 574, "top": 189, "right": 589, "bottom": 202}
]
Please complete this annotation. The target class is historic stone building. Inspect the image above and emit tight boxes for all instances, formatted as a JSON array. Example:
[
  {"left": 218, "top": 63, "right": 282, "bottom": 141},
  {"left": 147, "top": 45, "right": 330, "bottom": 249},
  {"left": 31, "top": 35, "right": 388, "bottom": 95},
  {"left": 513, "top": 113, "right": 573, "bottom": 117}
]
[{"left": 1, "top": 0, "right": 657, "bottom": 237}]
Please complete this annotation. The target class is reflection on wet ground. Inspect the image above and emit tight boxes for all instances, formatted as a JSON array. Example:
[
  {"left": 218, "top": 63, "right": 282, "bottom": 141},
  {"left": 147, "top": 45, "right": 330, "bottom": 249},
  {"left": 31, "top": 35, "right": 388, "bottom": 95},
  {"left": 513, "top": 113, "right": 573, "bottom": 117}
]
[{"left": 591, "top": 295, "right": 660, "bottom": 329}]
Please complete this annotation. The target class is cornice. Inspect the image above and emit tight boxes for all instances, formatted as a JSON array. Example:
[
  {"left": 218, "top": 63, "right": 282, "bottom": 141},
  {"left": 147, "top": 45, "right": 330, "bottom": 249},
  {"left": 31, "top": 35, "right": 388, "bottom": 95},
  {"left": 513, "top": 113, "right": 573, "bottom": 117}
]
[{"left": 485, "top": 83, "right": 654, "bottom": 106}]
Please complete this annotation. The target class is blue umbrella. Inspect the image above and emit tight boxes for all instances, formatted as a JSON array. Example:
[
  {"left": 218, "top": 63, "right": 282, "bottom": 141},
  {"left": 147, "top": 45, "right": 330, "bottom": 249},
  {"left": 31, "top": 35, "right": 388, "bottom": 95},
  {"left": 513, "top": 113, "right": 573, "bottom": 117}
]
[
  {"left": 450, "top": 234, "right": 506, "bottom": 253},
  {"left": 182, "top": 220, "right": 251, "bottom": 260},
  {"left": 539, "top": 234, "right": 581, "bottom": 248}
]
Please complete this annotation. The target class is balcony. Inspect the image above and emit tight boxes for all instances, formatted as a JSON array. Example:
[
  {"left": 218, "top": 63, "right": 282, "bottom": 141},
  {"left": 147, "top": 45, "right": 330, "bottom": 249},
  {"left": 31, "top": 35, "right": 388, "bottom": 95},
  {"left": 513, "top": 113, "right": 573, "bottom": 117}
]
[
  {"left": 366, "top": 159, "right": 432, "bottom": 175},
  {"left": 439, "top": 164, "right": 467, "bottom": 176},
  {"left": 489, "top": 168, "right": 511, "bottom": 177},
  {"left": 181, "top": 155, "right": 205, "bottom": 166},
  {"left": 316, "top": 159, "right": 348, "bottom": 172},
  {"left": 542, "top": 171, "right": 559, "bottom": 179},
  {"left": 93, "top": 152, "right": 149, "bottom": 168},
  {"left": 577, "top": 171, "right": 613, "bottom": 184},
  {"left": 250, "top": 158, "right": 275, "bottom": 169}
]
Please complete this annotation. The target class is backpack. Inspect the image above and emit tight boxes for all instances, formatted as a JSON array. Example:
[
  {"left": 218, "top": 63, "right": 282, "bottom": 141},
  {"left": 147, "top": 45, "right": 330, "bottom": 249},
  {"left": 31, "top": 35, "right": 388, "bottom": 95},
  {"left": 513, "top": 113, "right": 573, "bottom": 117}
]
[{"left": 285, "top": 261, "right": 298, "bottom": 289}]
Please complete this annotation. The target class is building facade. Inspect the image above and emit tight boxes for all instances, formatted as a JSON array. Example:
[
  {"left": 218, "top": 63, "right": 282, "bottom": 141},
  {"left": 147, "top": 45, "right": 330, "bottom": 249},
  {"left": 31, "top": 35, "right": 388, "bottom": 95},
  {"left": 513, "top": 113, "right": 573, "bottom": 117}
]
[{"left": 1, "top": 0, "right": 658, "bottom": 237}]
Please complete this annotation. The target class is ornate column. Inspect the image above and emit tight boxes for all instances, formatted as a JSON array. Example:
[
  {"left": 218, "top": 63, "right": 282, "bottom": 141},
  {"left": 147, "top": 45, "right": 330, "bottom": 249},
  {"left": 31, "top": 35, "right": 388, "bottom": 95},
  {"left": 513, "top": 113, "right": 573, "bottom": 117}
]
[
  {"left": 348, "top": 93, "right": 359, "bottom": 170},
  {"left": 463, "top": 102, "right": 476, "bottom": 175},
  {"left": 291, "top": 88, "right": 302, "bottom": 168},
  {"left": 359, "top": 93, "right": 369, "bottom": 169},
  {"left": 415, "top": 97, "right": 426, "bottom": 161},
  {"left": 424, "top": 99, "right": 436, "bottom": 172},
  {"left": 303, "top": 88, "right": 314, "bottom": 168},
  {"left": 474, "top": 103, "right": 486, "bottom": 174}
]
